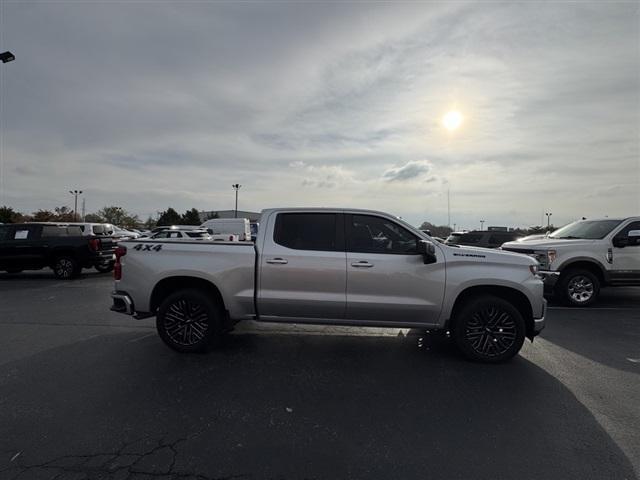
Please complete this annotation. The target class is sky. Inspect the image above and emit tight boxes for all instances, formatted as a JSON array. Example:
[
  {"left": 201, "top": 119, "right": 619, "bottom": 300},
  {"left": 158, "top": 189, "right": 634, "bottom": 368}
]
[{"left": 0, "top": 1, "right": 638, "bottom": 230}]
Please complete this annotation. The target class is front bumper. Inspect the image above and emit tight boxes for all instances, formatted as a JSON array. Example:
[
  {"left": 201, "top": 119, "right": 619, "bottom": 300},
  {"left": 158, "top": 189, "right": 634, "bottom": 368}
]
[
  {"left": 533, "top": 298, "right": 547, "bottom": 334},
  {"left": 538, "top": 270, "right": 560, "bottom": 294}
]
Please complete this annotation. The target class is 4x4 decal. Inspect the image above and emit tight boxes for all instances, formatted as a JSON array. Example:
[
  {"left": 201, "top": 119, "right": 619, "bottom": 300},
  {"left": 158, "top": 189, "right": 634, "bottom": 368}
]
[{"left": 132, "top": 244, "right": 162, "bottom": 252}]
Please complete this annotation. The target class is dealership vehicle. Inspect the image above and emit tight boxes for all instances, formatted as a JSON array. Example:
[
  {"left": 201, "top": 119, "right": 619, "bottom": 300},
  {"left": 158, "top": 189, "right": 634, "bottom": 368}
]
[
  {"left": 502, "top": 217, "right": 640, "bottom": 306},
  {"left": 201, "top": 218, "right": 252, "bottom": 241},
  {"left": 151, "top": 228, "right": 212, "bottom": 240},
  {"left": 0, "top": 223, "right": 115, "bottom": 278},
  {"left": 111, "top": 208, "right": 546, "bottom": 363},
  {"left": 447, "top": 230, "right": 522, "bottom": 248}
]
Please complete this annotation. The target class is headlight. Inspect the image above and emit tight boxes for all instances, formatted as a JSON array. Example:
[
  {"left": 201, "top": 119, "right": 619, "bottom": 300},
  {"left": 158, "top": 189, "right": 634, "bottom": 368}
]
[{"left": 529, "top": 264, "right": 539, "bottom": 276}]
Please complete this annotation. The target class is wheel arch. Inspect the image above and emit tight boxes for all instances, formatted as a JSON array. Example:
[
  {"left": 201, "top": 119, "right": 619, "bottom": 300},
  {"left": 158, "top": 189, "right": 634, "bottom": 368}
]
[
  {"left": 150, "top": 276, "right": 226, "bottom": 315},
  {"left": 448, "top": 285, "right": 535, "bottom": 340},
  {"left": 557, "top": 259, "right": 607, "bottom": 284}
]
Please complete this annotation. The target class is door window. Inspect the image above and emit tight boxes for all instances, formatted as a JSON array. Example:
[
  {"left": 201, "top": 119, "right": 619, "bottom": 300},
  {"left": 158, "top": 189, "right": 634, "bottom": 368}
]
[
  {"left": 347, "top": 215, "right": 418, "bottom": 254},
  {"left": 0, "top": 226, "right": 10, "bottom": 241},
  {"left": 615, "top": 221, "right": 640, "bottom": 247},
  {"left": 274, "top": 213, "right": 339, "bottom": 251}
]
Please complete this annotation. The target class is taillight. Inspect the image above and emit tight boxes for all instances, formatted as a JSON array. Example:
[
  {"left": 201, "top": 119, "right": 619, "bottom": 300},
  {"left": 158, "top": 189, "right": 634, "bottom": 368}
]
[
  {"left": 89, "top": 238, "right": 101, "bottom": 251},
  {"left": 114, "top": 246, "right": 127, "bottom": 280},
  {"left": 229, "top": 235, "right": 234, "bottom": 241}
]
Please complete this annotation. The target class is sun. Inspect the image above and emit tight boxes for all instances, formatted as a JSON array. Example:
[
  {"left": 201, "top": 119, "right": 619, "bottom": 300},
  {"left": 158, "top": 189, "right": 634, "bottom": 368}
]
[{"left": 442, "top": 110, "right": 463, "bottom": 131}]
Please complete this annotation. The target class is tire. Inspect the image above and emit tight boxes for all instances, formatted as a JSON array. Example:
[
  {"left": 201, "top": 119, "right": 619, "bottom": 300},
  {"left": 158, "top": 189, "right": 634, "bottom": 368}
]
[
  {"left": 156, "top": 289, "right": 223, "bottom": 353},
  {"left": 557, "top": 269, "right": 600, "bottom": 307},
  {"left": 95, "top": 261, "right": 114, "bottom": 273},
  {"left": 52, "top": 256, "right": 81, "bottom": 279},
  {"left": 452, "top": 295, "right": 526, "bottom": 363}
]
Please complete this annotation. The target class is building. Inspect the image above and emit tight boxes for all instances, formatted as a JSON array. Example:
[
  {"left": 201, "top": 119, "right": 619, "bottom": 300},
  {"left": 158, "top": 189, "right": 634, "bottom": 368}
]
[{"left": 199, "top": 210, "right": 261, "bottom": 223}]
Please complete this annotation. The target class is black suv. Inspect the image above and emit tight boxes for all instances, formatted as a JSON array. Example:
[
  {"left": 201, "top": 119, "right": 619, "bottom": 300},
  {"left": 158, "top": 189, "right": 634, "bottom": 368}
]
[
  {"left": 446, "top": 230, "right": 521, "bottom": 248},
  {"left": 0, "top": 223, "right": 115, "bottom": 279}
]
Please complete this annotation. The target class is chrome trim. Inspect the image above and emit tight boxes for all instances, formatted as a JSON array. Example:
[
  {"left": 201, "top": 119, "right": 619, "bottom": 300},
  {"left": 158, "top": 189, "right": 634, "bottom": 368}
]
[{"left": 111, "top": 292, "right": 134, "bottom": 315}]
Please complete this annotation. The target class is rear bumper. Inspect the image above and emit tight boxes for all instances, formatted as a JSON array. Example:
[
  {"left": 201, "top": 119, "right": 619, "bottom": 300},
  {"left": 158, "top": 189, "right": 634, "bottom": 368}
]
[{"left": 111, "top": 291, "right": 134, "bottom": 315}]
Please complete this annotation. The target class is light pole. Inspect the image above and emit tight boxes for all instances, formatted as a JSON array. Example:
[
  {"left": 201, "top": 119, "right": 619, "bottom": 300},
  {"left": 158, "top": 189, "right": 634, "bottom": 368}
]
[
  {"left": 232, "top": 184, "right": 241, "bottom": 218},
  {"left": 480, "top": 220, "right": 485, "bottom": 231},
  {"left": 545, "top": 212, "right": 552, "bottom": 230},
  {"left": 0, "top": 52, "right": 16, "bottom": 205},
  {"left": 69, "top": 190, "right": 82, "bottom": 221}
]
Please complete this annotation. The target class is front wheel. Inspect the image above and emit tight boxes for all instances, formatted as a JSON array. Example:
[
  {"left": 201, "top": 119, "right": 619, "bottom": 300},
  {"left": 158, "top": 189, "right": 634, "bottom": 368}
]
[
  {"left": 557, "top": 269, "right": 600, "bottom": 307},
  {"left": 156, "top": 289, "right": 223, "bottom": 353},
  {"left": 452, "top": 295, "right": 526, "bottom": 363}
]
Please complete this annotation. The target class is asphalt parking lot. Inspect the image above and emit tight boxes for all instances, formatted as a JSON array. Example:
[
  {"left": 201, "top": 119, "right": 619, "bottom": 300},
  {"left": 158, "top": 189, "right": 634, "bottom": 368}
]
[{"left": 0, "top": 270, "right": 638, "bottom": 480}]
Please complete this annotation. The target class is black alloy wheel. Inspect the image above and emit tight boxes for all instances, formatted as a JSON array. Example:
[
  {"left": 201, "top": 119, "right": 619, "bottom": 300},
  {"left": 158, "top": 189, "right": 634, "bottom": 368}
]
[
  {"left": 453, "top": 295, "right": 525, "bottom": 363},
  {"left": 156, "top": 289, "right": 222, "bottom": 353},
  {"left": 53, "top": 256, "right": 80, "bottom": 279}
]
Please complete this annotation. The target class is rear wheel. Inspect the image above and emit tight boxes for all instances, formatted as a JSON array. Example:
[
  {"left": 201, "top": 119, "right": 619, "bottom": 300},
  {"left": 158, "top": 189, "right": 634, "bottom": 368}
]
[
  {"left": 452, "top": 295, "right": 525, "bottom": 363},
  {"left": 53, "top": 256, "right": 81, "bottom": 279},
  {"left": 156, "top": 289, "right": 223, "bottom": 353},
  {"left": 557, "top": 269, "right": 600, "bottom": 307}
]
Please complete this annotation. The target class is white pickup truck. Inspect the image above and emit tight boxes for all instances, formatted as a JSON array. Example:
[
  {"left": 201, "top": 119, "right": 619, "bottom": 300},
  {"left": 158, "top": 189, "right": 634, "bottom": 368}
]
[
  {"left": 111, "top": 208, "right": 546, "bottom": 363},
  {"left": 502, "top": 216, "right": 640, "bottom": 306}
]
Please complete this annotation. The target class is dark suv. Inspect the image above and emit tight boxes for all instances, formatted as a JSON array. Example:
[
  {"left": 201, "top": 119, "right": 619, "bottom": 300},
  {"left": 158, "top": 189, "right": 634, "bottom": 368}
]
[
  {"left": 447, "top": 230, "right": 521, "bottom": 248},
  {"left": 0, "top": 223, "right": 115, "bottom": 278}
]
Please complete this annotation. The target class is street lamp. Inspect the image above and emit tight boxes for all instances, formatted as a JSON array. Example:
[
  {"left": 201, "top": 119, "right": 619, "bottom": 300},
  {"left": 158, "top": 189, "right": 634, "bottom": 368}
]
[
  {"left": 545, "top": 212, "right": 552, "bottom": 230},
  {"left": 232, "top": 184, "right": 241, "bottom": 218},
  {"left": 0, "top": 51, "right": 15, "bottom": 64},
  {"left": 69, "top": 190, "right": 83, "bottom": 221},
  {"left": 480, "top": 220, "right": 485, "bottom": 231}
]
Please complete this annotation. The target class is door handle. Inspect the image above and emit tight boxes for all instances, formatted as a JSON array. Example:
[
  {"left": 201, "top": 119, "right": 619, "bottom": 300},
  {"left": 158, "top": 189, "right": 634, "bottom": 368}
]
[
  {"left": 266, "top": 258, "right": 288, "bottom": 265},
  {"left": 351, "top": 261, "right": 374, "bottom": 268}
]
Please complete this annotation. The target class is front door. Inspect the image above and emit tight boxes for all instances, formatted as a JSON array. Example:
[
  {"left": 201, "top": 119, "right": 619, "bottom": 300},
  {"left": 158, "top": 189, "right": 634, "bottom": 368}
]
[
  {"left": 611, "top": 220, "right": 640, "bottom": 285},
  {"left": 345, "top": 214, "right": 445, "bottom": 325},
  {"left": 259, "top": 212, "right": 346, "bottom": 319}
]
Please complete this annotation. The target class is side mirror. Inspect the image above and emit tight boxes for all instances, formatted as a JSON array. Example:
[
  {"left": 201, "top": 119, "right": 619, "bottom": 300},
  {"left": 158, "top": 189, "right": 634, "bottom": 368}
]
[
  {"left": 612, "top": 236, "right": 627, "bottom": 248},
  {"left": 628, "top": 230, "right": 640, "bottom": 246},
  {"left": 417, "top": 240, "right": 437, "bottom": 264}
]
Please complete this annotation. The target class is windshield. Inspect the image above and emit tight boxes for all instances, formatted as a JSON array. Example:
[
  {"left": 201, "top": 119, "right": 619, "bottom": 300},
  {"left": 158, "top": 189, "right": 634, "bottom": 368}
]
[{"left": 549, "top": 220, "right": 622, "bottom": 240}]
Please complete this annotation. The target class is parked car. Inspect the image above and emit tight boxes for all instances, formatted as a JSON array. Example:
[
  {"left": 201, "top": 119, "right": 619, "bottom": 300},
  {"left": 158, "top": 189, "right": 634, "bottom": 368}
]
[
  {"left": 111, "top": 208, "right": 546, "bottom": 363},
  {"left": 502, "top": 217, "right": 640, "bottom": 306},
  {"left": 0, "top": 223, "right": 115, "bottom": 278},
  {"left": 444, "top": 231, "right": 466, "bottom": 245},
  {"left": 151, "top": 228, "right": 212, "bottom": 240},
  {"left": 200, "top": 218, "right": 252, "bottom": 241},
  {"left": 448, "top": 230, "right": 522, "bottom": 248}
]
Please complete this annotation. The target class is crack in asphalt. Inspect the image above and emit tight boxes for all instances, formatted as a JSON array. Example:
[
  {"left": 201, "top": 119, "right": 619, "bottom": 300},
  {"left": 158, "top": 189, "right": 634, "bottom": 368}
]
[{"left": 1, "top": 433, "right": 250, "bottom": 480}]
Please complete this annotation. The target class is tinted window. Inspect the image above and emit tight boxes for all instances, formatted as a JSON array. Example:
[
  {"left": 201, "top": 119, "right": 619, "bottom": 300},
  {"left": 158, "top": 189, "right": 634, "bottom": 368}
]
[
  {"left": 92, "top": 225, "right": 107, "bottom": 235},
  {"left": 459, "top": 233, "right": 484, "bottom": 244},
  {"left": 42, "top": 226, "right": 64, "bottom": 237},
  {"left": 185, "top": 231, "right": 209, "bottom": 238},
  {"left": 0, "top": 226, "right": 10, "bottom": 241},
  {"left": 347, "top": 215, "right": 418, "bottom": 254},
  {"left": 616, "top": 221, "right": 640, "bottom": 247},
  {"left": 274, "top": 213, "right": 337, "bottom": 251}
]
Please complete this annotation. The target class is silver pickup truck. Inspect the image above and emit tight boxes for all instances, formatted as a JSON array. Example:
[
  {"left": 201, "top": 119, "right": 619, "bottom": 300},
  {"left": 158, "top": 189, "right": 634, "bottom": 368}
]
[{"left": 111, "top": 208, "right": 546, "bottom": 363}]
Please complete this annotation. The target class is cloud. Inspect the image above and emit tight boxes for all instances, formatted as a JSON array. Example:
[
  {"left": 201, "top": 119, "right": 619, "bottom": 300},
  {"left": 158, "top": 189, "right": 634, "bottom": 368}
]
[{"left": 383, "top": 161, "right": 431, "bottom": 182}]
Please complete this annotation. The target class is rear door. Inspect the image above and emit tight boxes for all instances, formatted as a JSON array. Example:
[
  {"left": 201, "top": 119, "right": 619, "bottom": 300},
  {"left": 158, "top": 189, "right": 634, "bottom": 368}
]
[
  {"left": 8, "top": 225, "right": 45, "bottom": 268},
  {"left": 345, "top": 213, "right": 446, "bottom": 324},
  {"left": 258, "top": 212, "right": 346, "bottom": 319},
  {"left": 0, "top": 225, "right": 14, "bottom": 269}
]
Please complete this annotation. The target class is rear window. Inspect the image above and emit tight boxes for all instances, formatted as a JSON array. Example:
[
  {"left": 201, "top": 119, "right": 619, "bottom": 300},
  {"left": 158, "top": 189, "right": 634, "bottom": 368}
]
[
  {"left": 92, "top": 225, "right": 107, "bottom": 235},
  {"left": 274, "top": 213, "right": 337, "bottom": 251},
  {"left": 42, "top": 225, "right": 83, "bottom": 237}
]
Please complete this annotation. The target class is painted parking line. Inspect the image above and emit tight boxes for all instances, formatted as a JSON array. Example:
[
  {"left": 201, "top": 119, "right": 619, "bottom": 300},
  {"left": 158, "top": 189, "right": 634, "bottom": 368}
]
[
  {"left": 548, "top": 306, "right": 639, "bottom": 311},
  {"left": 627, "top": 358, "right": 640, "bottom": 364}
]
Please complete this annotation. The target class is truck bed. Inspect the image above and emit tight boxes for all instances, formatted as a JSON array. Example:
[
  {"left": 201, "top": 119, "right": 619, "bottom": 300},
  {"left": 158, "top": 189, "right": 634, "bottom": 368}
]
[{"left": 116, "top": 239, "right": 256, "bottom": 317}]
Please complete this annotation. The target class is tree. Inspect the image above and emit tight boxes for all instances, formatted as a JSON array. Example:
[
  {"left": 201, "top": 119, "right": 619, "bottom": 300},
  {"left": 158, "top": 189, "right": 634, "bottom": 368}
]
[
  {"left": 205, "top": 211, "right": 219, "bottom": 220},
  {"left": 32, "top": 209, "right": 55, "bottom": 222},
  {"left": 182, "top": 208, "right": 202, "bottom": 225},
  {"left": 120, "top": 214, "right": 140, "bottom": 229},
  {"left": 84, "top": 213, "right": 104, "bottom": 223},
  {"left": 144, "top": 216, "right": 157, "bottom": 230},
  {"left": 157, "top": 208, "right": 182, "bottom": 226},
  {"left": 0, "top": 206, "right": 18, "bottom": 223},
  {"left": 97, "top": 206, "right": 126, "bottom": 225},
  {"left": 53, "top": 206, "right": 75, "bottom": 222}
]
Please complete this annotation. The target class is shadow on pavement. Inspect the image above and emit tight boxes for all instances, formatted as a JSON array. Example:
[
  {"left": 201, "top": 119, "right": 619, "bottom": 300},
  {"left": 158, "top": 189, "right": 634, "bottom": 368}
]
[
  {"left": 541, "top": 306, "right": 640, "bottom": 375},
  {"left": 0, "top": 331, "right": 636, "bottom": 480}
]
